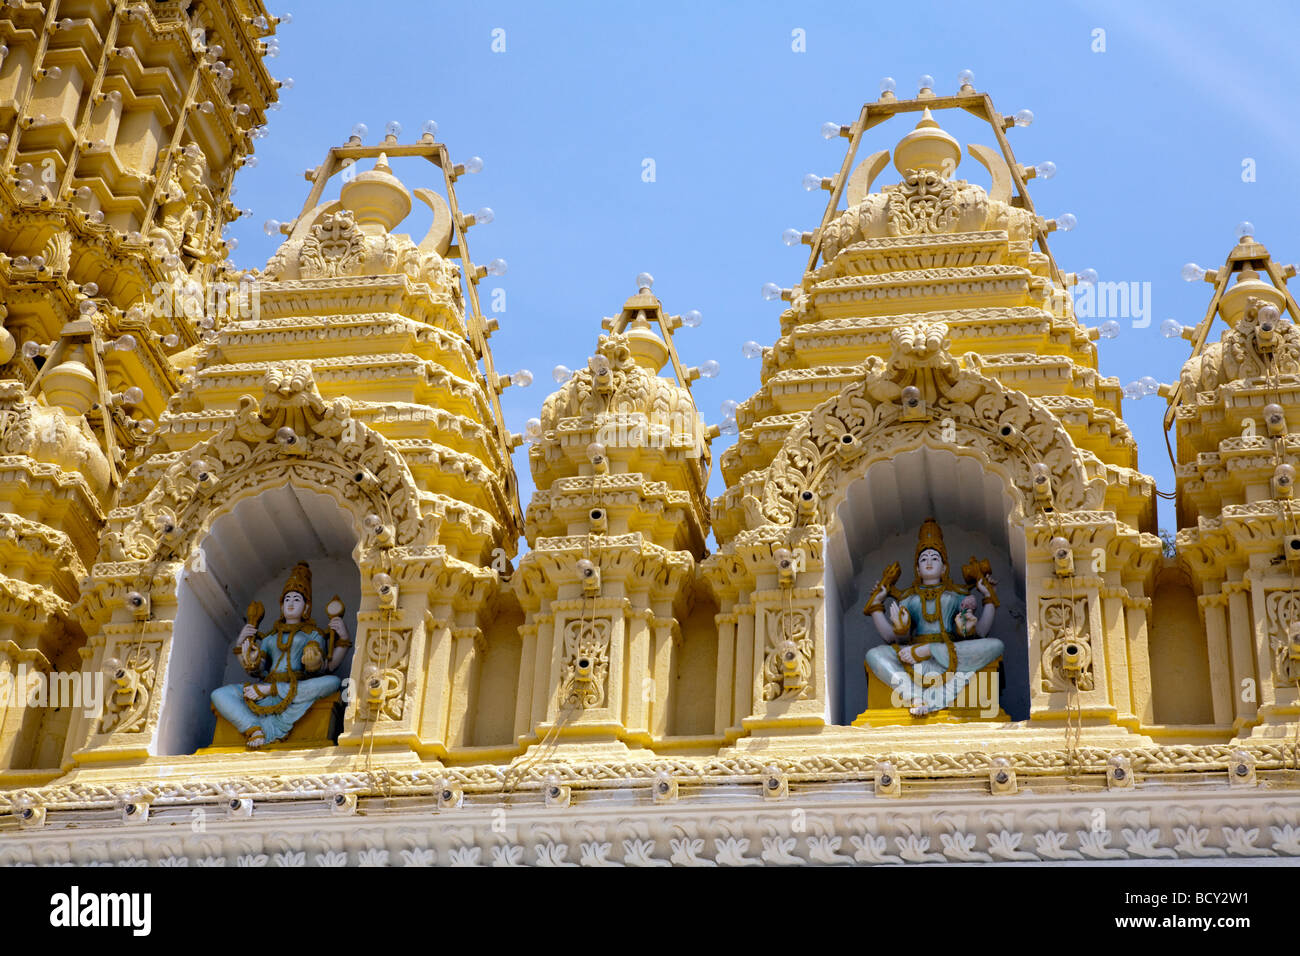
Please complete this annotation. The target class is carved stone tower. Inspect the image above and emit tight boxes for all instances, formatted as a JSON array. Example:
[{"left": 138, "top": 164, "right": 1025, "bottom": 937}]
[
  {"left": 0, "top": 0, "right": 279, "bottom": 776},
  {"left": 514, "top": 280, "right": 715, "bottom": 756}
]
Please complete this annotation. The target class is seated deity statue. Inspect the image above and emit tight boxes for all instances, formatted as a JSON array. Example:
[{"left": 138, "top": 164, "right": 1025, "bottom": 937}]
[
  {"left": 210, "top": 561, "right": 351, "bottom": 749},
  {"left": 863, "top": 518, "right": 1003, "bottom": 718}
]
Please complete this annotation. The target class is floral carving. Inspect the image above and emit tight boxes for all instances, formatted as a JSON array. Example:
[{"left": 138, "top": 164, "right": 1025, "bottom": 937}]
[
  {"left": 561, "top": 617, "right": 612, "bottom": 709},
  {"left": 99, "top": 641, "right": 161, "bottom": 735},
  {"left": 358, "top": 627, "right": 412, "bottom": 720},
  {"left": 1263, "top": 590, "right": 1300, "bottom": 686},
  {"left": 1039, "top": 597, "right": 1093, "bottom": 691},
  {"left": 885, "top": 170, "right": 959, "bottom": 236},
  {"left": 762, "top": 607, "right": 813, "bottom": 701}
]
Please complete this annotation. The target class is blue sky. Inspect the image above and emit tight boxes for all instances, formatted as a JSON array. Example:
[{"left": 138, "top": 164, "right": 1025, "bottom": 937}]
[{"left": 228, "top": 1, "right": 1300, "bottom": 536}]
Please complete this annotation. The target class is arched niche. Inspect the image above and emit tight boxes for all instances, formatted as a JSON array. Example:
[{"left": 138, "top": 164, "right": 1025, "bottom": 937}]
[
  {"left": 154, "top": 484, "right": 362, "bottom": 756},
  {"left": 825, "top": 444, "right": 1029, "bottom": 723}
]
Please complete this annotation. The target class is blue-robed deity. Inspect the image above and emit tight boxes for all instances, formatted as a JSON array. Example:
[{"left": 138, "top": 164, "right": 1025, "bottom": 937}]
[
  {"left": 863, "top": 518, "right": 1003, "bottom": 717},
  {"left": 210, "top": 561, "right": 351, "bottom": 748}
]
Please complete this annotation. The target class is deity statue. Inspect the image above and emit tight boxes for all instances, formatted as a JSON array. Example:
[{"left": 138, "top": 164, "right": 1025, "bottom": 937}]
[
  {"left": 863, "top": 518, "right": 1003, "bottom": 717},
  {"left": 210, "top": 562, "right": 351, "bottom": 748}
]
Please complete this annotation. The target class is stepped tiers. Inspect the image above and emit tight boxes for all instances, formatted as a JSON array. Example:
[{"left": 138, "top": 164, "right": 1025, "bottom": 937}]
[{"left": 0, "top": 58, "right": 1299, "bottom": 867}]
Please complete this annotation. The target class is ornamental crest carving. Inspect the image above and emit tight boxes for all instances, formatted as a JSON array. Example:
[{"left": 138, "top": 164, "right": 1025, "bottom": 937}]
[
  {"left": 107, "top": 364, "right": 428, "bottom": 564},
  {"left": 762, "top": 607, "right": 813, "bottom": 701},
  {"left": 1179, "top": 295, "right": 1300, "bottom": 392},
  {"left": 885, "top": 170, "right": 959, "bottom": 236},
  {"left": 560, "top": 617, "right": 612, "bottom": 710},
  {"left": 299, "top": 209, "right": 366, "bottom": 278},
  {"left": 756, "top": 321, "right": 1101, "bottom": 528}
]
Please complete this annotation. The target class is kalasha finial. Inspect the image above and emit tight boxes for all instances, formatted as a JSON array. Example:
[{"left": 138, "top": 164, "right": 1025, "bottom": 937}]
[{"left": 892, "top": 108, "right": 961, "bottom": 176}]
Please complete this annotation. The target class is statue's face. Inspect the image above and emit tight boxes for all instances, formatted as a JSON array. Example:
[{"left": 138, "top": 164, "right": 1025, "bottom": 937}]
[
  {"left": 917, "top": 548, "right": 945, "bottom": 584},
  {"left": 282, "top": 591, "right": 306, "bottom": 621}
]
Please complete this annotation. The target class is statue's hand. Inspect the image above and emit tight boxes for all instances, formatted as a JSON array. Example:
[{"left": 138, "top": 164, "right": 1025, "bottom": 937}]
[
  {"left": 888, "top": 603, "right": 910, "bottom": 635},
  {"left": 329, "top": 616, "right": 348, "bottom": 642},
  {"left": 898, "top": 645, "right": 915, "bottom": 666},
  {"left": 977, "top": 576, "right": 996, "bottom": 599},
  {"left": 238, "top": 623, "right": 257, "bottom": 642}
]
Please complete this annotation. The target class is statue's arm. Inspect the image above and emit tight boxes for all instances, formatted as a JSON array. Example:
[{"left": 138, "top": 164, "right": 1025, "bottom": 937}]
[
  {"left": 870, "top": 608, "right": 897, "bottom": 643},
  {"left": 974, "top": 578, "right": 998, "bottom": 637},
  {"left": 327, "top": 617, "right": 352, "bottom": 671},
  {"left": 235, "top": 626, "right": 265, "bottom": 675}
]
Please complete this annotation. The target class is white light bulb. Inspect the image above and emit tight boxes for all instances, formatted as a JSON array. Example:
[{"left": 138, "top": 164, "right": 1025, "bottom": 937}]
[
  {"left": 1123, "top": 381, "right": 1145, "bottom": 401},
  {"left": 1259, "top": 304, "right": 1281, "bottom": 324},
  {"left": 700, "top": 360, "right": 720, "bottom": 378},
  {"left": 524, "top": 417, "right": 542, "bottom": 441},
  {"left": 820, "top": 121, "right": 841, "bottom": 140},
  {"left": 958, "top": 69, "right": 975, "bottom": 87},
  {"left": 115, "top": 334, "right": 137, "bottom": 352},
  {"left": 245, "top": 156, "right": 259, "bottom": 168},
  {"left": 802, "top": 172, "right": 824, "bottom": 192},
  {"left": 1235, "top": 221, "right": 1255, "bottom": 242},
  {"left": 280, "top": 77, "right": 295, "bottom": 90},
  {"left": 719, "top": 418, "right": 739, "bottom": 436},
  {"left": 918, "top": 73, "right": 935, "bottom": 91},
  {"left": 1138, "top": 375, "right": 1160, "bottom": 395},
  {"left": 1160, "top": 319, "right": 1184, "bottom": 339},
  {"left": 1077, "top": 268, "right": 1098, "bottom": 286},
  {"left": 473, "top": 206, "right": 494, "bottom": 225},
  {"left": 512, "top": 369, "right": 533, "bottom": 388},
  {"left": 1014, "top": 109, "right": 1034, "bottom": 127},
  {"left": 741, "top": 340, "right": 763, "bottom": 359},
  {"left": 682, "top": 309, "right": 702, "bottom": 328},
  {"left": 384, "top": 121, "right": 402, "bottom": 139},
  {"left": 720, "top": 399, "right": 740, "bottom": 417},
  {"left": 782, "top": 228, "right": 803, "bottom": 247},
  {"left": 1181, "top": 263, "right": 1206, "bottom": 282},
  {"left": 123, "top": 386, "right": 144, "bottom": 406},
  {"left": 552, "top": 365, "right": 572, "bottom": 384},
  {"left": 636, "top": 271, "right": 654, "bottom": 290},
  {"left": 486, "top": 258, "right": 508, "bottom": 277},
  {"left": 761, "top": 283, "right": 782, "bottom": 301},
  {"left": 263, "top": 219, "right": 280, "bottom": 236},
  {"left": 879, "top": 76, "right": 896, "bottom": 94},
  {"left": 163, "top": 334, "right": 179, "bottom": 348},
  {"left": 280, "top": 13, "right": 293, "bottom": 25},
  {"left": 83, "top": 282, "right": 99, "bottom": 296},
  {"left": 1055, "top": 212, "right": 1077, "bottom": 232},
  {"left": 350, "top": 122, "right": 368, "bottom": 140},
  {"left": 1033, "top": 161, "right": 1057, "bottom": 180},
  {"left": 463, "top": 156, "right": 484, "bottom": 174},
  {"left": 422, "top": 120, "right": 438, "bottom": 138},
  {"left": 1098, "top": 320, "right": 1120, "bottom": 339}
]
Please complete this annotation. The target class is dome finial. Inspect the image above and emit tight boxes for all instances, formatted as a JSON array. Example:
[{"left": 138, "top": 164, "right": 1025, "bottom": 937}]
[{"left": 893, "top": 108, "right": 962, "bottom": 176}]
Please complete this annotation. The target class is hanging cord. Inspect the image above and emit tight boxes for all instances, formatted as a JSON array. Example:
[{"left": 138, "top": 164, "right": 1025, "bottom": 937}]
[{"left": 359, "top": 611, "right": 394, "bottom": 798}]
